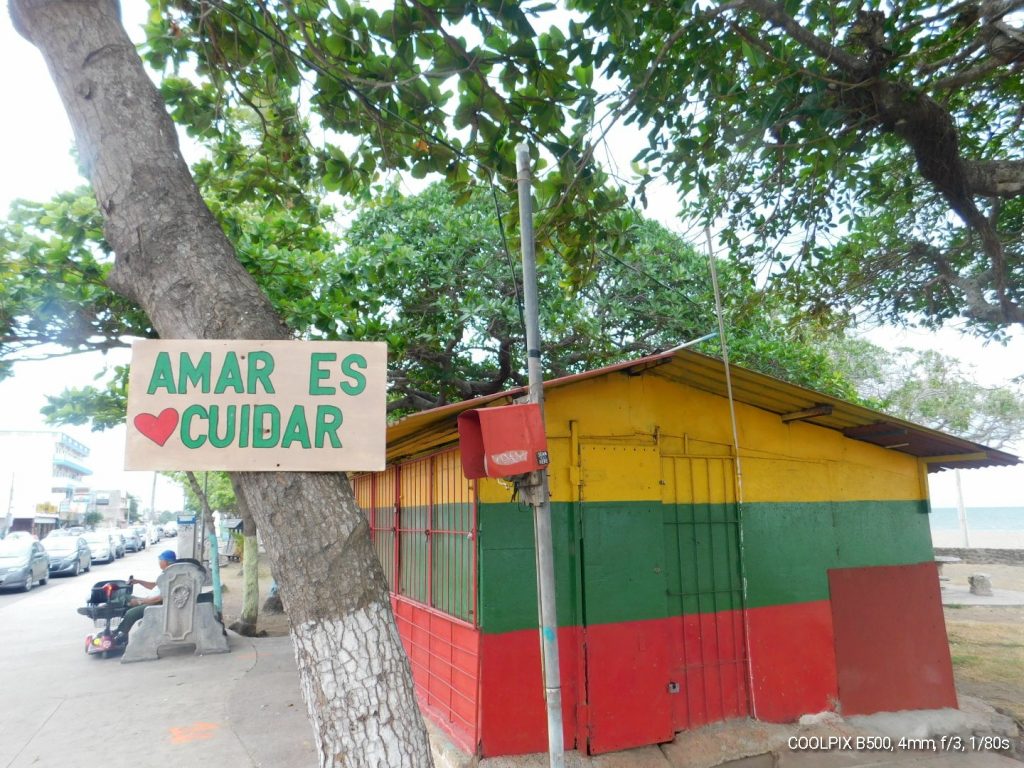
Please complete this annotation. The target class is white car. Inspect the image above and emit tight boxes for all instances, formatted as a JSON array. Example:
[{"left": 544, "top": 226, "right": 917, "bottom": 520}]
[
  {"left": 101, "top": 529, "right": 126, "bottom": 558},
  {"left": 82, "top": 531, "right": 116, "bottom": 564}
]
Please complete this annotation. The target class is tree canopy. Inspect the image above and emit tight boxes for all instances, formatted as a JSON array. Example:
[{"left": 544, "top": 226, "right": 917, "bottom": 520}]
[
  {"left": 17, "top": 177, "right": 1024, "bottom": 449},
  {"left": 8, "top": 177, "right": 861, "bottom": 420},
  {"left": 340, "top": 182, "right": 864, "bottom": 411},
  {"left": 172, "top": 470, "right": 238, "bottom": 516},
  {"left": 823, "top": 337, "right": 1024, "bottom": 448},
  {"left": 141, "top": 0, "right": 1023, "bottom": 336},
  {"left": 6, "top": 0, "right": 1024, "bottom": 439}
]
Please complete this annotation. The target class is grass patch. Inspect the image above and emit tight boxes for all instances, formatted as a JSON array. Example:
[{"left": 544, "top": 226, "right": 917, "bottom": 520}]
[
  {"left": 945, "top": 610, "right": 1024, "bottom": 721},
  {"left": 950, "top": 653, "right": 980, "bottom": 666}
]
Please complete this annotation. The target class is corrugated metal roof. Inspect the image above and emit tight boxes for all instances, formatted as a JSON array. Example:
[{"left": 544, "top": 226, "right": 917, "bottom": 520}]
[{"left": 386, "top": 348, "right": 1019, "bottom": 473}]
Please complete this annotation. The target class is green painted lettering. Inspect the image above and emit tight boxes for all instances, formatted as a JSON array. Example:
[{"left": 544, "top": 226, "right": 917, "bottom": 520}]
[
  {"left": 253, "top": 405, "right": 280, "bottom": 448},
  {"left": 308, "top": 352, "right": 336, "bottom": 395},
  {"left": 281, "top": 405, "right": 312, "bottom": 448},
  {"left": 214, "top": 352, "right": 244, "bottom": 394},
  {"left": 179, "top": 352, "right": 211, "bottom": 394},
  {"left": 239, "top": 404, "right": 250, "bottom": 448},
  {"left": 339, "top": 354, "right": 367, "bottom": 396},
  {"left": 147, "top": 352, "right": 177, "bottom": 394},
  {"left": 247, "top": 351, "right": 276, "bottom": 394},
  {"left": 315, "top": 405, "right": 344, "bottom": 448},
  {"left": 181, "top": 405, "right": 207, "bottom": 448},
  {"left": 208, "top": 405, "right": 236, "bottom": 448}
]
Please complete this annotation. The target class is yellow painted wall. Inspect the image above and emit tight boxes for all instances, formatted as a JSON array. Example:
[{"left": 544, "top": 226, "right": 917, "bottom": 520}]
[{"left": 517, "top": 371, "right": 927, "bottom": 505}]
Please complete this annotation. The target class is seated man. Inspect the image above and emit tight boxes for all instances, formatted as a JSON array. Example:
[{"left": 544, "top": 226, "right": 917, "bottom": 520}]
[{"left": 115, "top": 549, "right": 176, "bottom": 641}]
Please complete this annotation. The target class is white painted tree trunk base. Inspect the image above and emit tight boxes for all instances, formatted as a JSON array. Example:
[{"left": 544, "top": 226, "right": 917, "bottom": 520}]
[{"left": 293, "top": 602, "right": 434, "bottom": 768}]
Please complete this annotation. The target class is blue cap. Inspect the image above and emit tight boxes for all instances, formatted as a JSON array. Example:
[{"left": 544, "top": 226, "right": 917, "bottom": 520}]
[{"left": 158, "top": 550, "right": 177, "bottom": 563}]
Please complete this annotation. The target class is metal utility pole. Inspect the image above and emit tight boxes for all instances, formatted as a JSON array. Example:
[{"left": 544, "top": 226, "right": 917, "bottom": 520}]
[
  {"left": 150, "top": 471, "right": 157, "bottom": 523},
  {"left": 516, "top": 142, "right": 564, "bottom": 768},
  {"left": 954, "top": 469, "right": 971, "bottom": 548}
]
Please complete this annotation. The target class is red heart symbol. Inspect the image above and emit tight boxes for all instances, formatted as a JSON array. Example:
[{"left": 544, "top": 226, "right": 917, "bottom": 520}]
[{"left": 134, "top": 408, "right": 179, "bottom": 446}]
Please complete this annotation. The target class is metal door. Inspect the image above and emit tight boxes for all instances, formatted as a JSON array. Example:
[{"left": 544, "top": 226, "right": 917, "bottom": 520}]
[
  {"left": 578, "top": 443, "right": 674, "bottom": 754},
  {"left": 661, "top": 455, "right": 750, "bottom": 729}
]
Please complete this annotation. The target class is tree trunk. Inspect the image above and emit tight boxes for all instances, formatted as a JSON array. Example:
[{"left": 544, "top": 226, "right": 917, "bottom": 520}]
[
  {"left": 241, "top": 531, "right": 259, "bottom": 619},
  {"left": 9, "top": 2, "right": 432, "bottom": 765},
  {"left": 238, "top": 495, "right": 260, "bottom": 634}
]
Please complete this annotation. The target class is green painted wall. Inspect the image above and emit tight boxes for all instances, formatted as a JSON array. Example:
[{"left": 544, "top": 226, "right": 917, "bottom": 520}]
[
  {"left": 477, "top": 502, "right": 580, "bottom": 635},
  {"left": 477, "top": 499, "right": 934, "bottom": 634},
  {"left": 742, "top": 499, "right": 934, "bottom": 608},
  {"left": 663, "top": 501, "right": 744, "bottom": 616}
]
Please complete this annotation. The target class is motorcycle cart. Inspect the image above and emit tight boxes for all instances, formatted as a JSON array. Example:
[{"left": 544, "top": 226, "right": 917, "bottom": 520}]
[{"left": 77, "top": 578, "right": 133, "bottom": 658}]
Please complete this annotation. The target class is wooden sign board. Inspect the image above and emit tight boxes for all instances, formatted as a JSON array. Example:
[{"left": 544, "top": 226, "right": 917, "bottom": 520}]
[{"left": 124, "top": 340, "right": 387, "bottom": 471}]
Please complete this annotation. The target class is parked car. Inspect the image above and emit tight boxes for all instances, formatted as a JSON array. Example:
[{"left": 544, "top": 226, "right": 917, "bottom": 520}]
[
  {"left": 101, "top": 529, "right": 126, "bottom": 558},
  {"left": 0, "top": 537, "right": 49, "bottom": 591},
  {"left": 42, "top": 534, "right": 92, "bottom": 577},
  {"left": 82, "top": 531, "right": 117, "bottom": 564},
  {"left": 162, "top": 523, "right": 177, "bottom": 538},
  {"left": 133, "top": 526, "right": 149, "bottom": 550},
  {"left": 147, "top": 525, "right": 161, "bottom": 544},
  {"left": 3, "top": 531, "right": 37, "bottom": 542},
  {"left": 122, "top": 529, "right": 143, "bottom": 553}
]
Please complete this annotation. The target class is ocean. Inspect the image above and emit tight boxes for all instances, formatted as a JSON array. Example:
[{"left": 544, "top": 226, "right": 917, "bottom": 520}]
[{"left": 928, "top": 506, "right": 1024, "bottom": 531}]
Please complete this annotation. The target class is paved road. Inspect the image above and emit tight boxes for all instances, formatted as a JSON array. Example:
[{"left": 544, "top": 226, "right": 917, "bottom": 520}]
[
  {"left": 0, "top": 545, "right": 321, "bottom": 768},
  {"left": 0, "top": 547, "right": 161, "bottom": 765}
]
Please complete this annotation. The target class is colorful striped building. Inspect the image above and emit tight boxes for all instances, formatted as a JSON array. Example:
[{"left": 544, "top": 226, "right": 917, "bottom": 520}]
[{"left": 352, "top": 348, "right": 1017, "bottom": 757}]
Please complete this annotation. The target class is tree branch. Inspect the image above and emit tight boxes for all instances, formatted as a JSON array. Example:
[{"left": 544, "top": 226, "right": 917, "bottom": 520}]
[
  {"left": 962, "top": 159, "right": 1024, "bottom": 197},
  {"left": 722, "top": 0, "right": 868, "bottom": 76}
]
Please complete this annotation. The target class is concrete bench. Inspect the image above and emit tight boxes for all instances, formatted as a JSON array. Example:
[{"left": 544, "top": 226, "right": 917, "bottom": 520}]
[
  {"left": 934, "top": 554, "right": 961, "bottom": 581},
  {"left": 122, "top": 559, "right": 229, "bottom": 663}
]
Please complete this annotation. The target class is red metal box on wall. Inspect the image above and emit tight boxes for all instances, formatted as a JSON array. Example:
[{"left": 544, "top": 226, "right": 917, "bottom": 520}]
[{"left": 457, "top": 404, "right": 549, "bottom": 479}]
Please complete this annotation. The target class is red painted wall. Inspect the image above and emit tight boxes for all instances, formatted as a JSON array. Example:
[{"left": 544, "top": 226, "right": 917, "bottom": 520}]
[
  {"left": 668, "top": 611, "right": 750, "bottom": 730},
  {"left": 477, "top": 627, "right": 581, "bottom": 756},
  {"left": 478, "top": 614, "right": 751, "bottom": 756},
  {"left": 392, "top": 596, "right": 481, "bottom": 753},
  {"left": 746, "top": 601, "right": 839, "bottom": 722},
  {"left": 584, "top": 619, "right": 675, "bottom": 754}
]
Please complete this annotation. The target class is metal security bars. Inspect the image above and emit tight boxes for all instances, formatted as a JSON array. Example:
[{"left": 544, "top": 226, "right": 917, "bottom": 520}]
[
  {"left": 662, "top": 455, "right": 750, "bottom": 728},
  {"left": 353, "top": 449, "right": 481, "bottom": 750},
  {"left": 353, "top": 448, "right": 478, "bottom": 624}
]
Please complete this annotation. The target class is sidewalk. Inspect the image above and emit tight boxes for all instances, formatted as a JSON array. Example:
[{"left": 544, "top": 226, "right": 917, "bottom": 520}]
[
  {"left": 940, "top": 584, "right": 1024, "bottom": 606},
  {"left": 11, "top": 628, "right": 1018, "bottom": 768}
]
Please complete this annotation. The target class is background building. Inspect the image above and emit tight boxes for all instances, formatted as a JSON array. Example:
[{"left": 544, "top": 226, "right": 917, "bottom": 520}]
[
  {"left": 0, "top": 430, "right": 93, "bottom": 535},
  {"left": 91, "top": 489, "right": 133, "bottom": 526}
]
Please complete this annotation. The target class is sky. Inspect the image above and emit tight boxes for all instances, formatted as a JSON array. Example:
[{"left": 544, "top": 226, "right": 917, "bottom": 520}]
[{"left": 0, "top": 3, "right": 1022, "bottom": 514}]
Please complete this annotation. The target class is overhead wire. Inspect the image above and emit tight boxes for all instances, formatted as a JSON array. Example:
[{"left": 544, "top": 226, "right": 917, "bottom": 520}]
[{"left": 703, "top": 222, "right": 756, "bottom": 720}]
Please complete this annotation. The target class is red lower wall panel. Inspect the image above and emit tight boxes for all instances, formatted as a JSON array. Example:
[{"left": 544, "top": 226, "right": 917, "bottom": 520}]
[
  {"left": 479, "top": 614, "right": 751, "bottom": 757},
  {"left": 828, "top": 562, "right": 957, "bottom": 715},
  {"left": 478, "top": 627, "right": 581, "bottom": 757},
  {"left": 392, "top": 596, "right": 481, "bottom": 753},
  {"left": 393, "top": 584, "right": 951, "bottom": 756},
  {"left": 746, "top": 600, "right": 838, "bottom": 722}
]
